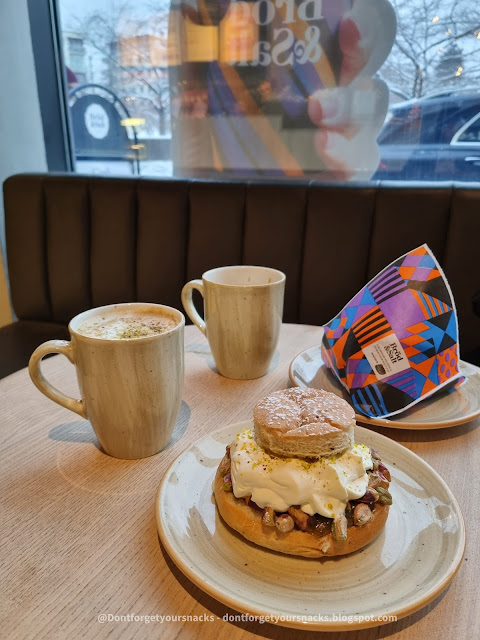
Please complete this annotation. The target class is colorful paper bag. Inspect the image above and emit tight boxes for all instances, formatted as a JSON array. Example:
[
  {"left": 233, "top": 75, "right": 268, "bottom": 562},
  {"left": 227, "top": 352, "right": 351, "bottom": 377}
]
[{"left": 322, "top": 244, "right": 462, "bottom": 418}]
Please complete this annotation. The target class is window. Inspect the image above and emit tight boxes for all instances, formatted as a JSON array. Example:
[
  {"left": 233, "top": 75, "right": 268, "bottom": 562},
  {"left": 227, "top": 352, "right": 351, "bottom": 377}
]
[
  {"left": 32, "top": 0, "right": 480, "bottom": 182},
  {"left": 377, "top": 105, "right": 422, "bottom": 146},
  {"left": 456, "top": 114, "right": 480, "bottom": 143},
  {"left": 67, "top": 37, "right": 84, "bottom": 55}
]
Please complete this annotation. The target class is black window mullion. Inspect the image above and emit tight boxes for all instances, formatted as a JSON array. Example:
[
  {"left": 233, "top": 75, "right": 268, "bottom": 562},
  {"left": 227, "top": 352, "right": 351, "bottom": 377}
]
[{"left": 27, "top": 0, "right": 74, "bottom": 172}]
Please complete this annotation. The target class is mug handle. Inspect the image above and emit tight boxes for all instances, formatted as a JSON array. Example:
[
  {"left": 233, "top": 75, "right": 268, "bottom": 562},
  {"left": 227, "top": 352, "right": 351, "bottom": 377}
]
[
  {"left": 28, "top": 340, "right": 87, "bottom": 418},
  {"left": 181, "top": 279, "right": 206, "bottom": 336}
]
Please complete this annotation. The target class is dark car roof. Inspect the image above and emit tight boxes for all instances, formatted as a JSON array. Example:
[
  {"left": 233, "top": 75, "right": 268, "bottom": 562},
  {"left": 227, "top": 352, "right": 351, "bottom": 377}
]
[
  {"left": 379, "top": 93, "right": 480, "bottom": 145},
  {"left": 391, "top": 93, "right": 480, "bottom": 117}
]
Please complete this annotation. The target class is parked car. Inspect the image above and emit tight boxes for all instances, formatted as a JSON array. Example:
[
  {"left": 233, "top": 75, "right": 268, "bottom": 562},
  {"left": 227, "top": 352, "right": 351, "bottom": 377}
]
[{"left": 373, "top": 92, "right": 480, "bottom": 181}]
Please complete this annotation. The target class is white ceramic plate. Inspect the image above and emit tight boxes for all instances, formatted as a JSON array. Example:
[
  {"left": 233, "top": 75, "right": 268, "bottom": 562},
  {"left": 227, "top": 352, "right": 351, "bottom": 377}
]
[
  {"left": 289, "top": 344, "right": 480, "bottom": 429},
  {"left": 156, "top": 421, "right": 465, "bottom": 631}
]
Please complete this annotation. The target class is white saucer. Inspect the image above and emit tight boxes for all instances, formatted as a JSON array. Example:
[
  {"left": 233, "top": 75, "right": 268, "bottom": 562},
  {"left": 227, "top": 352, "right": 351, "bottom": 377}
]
[{"left": 289, "top": 344, "right": 480, "bottom": 429}]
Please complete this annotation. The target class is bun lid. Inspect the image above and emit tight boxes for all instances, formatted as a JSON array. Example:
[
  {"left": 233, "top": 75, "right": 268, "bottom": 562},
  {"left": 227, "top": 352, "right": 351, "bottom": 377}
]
[{"left": 253, "top": 388, "right": 355, "bottom": 459}]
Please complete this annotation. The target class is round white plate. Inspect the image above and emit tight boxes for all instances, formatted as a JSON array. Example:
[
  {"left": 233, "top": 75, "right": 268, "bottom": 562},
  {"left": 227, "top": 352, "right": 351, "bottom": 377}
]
[
  {"left": 289, "top": 344, "right": 480, "bottom": 429},
  {"left": 156, "top": 421, "right": 465, "bottom": 631}
]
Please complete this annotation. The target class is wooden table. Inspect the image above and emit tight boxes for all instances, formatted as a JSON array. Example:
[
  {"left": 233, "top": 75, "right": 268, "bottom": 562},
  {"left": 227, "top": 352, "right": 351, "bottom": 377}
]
[{"left": 1, "top": 324, "right": 478, "bottom": 640}]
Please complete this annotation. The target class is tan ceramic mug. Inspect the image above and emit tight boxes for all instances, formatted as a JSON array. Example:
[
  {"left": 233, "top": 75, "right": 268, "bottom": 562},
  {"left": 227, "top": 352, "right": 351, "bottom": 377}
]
[
  {"left": 28, "top": 303, "right": 184, "bottom": 459},
  {"left": 182, "top": 265, "right": 285, "bottom": 379}
]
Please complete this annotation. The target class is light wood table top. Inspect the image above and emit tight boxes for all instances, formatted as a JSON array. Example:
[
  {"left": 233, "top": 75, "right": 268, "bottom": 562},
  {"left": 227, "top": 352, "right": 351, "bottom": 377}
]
[{"left": 1, "top": 324, "right": 478, "bottom": 640}]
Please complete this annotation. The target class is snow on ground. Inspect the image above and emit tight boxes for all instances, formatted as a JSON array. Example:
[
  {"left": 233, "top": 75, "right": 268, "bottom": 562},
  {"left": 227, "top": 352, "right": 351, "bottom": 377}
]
[{"left": 75, "top": 159, "right": 173, "bottom": 177}]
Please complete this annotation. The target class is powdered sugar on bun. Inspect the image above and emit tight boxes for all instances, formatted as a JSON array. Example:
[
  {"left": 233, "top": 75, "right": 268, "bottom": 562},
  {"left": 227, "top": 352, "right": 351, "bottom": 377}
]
[{"left": 254, "top": 388, "right": 355, "bottom": 458}]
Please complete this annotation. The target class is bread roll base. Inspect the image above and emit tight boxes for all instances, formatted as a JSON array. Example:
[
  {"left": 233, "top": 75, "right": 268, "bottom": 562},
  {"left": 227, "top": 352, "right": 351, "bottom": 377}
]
[{"left": 213, "top": 461, "right": 389, "bottom": 558}]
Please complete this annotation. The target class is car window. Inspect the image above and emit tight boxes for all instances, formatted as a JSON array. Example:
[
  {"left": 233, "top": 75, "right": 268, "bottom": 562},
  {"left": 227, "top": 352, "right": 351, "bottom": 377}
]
[
  {"left": 456, "top": 114, "right": 480, "bottom": 143},
  {"left": 413, "top": 100, "right": 463, "bottom": 145},
  {"left": 432, "top": 102, "right": 478, "bottom": 144},
  {"left": 377, "top": 104, "right": 421, "bottom": 145}
]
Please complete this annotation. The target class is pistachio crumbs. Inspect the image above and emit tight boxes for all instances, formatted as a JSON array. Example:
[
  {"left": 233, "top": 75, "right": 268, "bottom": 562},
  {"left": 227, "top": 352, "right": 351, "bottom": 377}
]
[
  {"left": 77, "top": 313, "right": 176, "bottom": 339},
  {"left": 229, "top": 429, "right": 374, "bottom": 519}
]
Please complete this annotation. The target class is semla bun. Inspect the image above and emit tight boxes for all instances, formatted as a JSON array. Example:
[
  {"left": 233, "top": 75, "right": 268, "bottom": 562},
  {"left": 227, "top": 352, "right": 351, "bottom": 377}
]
[
  {"left": 254, "top": 387, "right": 355, "bottom": 458},
  {"left": 214, "top": 388, "right": 392, "bottom": 558}
]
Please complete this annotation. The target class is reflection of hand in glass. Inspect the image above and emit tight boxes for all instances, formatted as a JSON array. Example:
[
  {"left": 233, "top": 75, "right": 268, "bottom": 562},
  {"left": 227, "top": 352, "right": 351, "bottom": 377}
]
[
  {"left": 308, "top": 80, "right": 389, "bottom": 180},
  {"left": 308, "top": 0, "right": 394, "bottom": 180}
]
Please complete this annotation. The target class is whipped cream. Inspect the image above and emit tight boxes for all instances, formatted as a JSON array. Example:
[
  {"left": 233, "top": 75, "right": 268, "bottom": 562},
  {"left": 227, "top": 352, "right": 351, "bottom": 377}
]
[{"left": 229, "top": 429, "right": 373, "bottom": 518}]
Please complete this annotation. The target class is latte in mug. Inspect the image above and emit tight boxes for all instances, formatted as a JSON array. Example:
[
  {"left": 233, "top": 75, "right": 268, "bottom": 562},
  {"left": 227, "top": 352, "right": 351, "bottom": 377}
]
[{"left": 29, "top": 303, "right": 185, "bottom": 459}]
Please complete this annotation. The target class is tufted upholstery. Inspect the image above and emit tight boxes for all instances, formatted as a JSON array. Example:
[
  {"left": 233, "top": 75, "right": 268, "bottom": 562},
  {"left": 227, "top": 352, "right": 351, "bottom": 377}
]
[{"left": 2, "top": 173, "right": 479, "bottom": 378}]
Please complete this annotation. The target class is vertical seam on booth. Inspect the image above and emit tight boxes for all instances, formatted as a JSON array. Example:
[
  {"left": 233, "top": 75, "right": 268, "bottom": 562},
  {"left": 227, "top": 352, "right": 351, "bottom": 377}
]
[
  {"left": 87, "top": 178, "right": 94, "bottom": 308},
  {"left": 442, "top": 184, "right": 455, "bottom": 268},
  {"left": 42, "top": 177, "right": 53, "bottom": 321},
  {"left": 240, "top": 183, "right": 248, "bottom": 265},
  {"left": 85, "top": 178, "right": 92, "bottom": 309},
  {"left": 366, "top": 186, "right": 380, "bottom": 282},
  {"left": 184, "top": 182, "right": 192, "bottom": 282},
  {"left": 296, "top": 186, "right": 309, "bottom": 323},
  {"left": 133, "top": 181, "right": 139, "bottom": 301}
]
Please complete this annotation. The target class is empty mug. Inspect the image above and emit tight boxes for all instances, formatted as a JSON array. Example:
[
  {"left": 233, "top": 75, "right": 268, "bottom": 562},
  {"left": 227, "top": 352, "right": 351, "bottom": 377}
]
[{"left": 182, "top": 265, "right": 285, "bottom": 379}]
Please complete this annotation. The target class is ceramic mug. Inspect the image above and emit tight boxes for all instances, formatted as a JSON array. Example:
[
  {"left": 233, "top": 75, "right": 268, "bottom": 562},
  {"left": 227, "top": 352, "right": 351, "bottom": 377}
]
[
  {"left": 182, "top": 265, "right": 285, "bottom": 379},
  {"left": 28, "top": 303, "right": 185, "bottom": 459}
]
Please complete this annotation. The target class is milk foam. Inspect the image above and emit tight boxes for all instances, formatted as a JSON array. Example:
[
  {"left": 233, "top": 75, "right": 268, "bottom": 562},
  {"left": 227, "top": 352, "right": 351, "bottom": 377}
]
[
  {"left": 230, "top": 429, "right": 373, "bottom": 518},
  {"left": 77, "top": 311, "right": 176, "bottom": 339}
]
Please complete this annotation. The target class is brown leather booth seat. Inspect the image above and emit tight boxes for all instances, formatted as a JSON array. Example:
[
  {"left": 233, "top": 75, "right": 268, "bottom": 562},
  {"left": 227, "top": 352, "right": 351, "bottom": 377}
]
[{"left": 1, "top": 173, "right": 479, "bottom": 379}]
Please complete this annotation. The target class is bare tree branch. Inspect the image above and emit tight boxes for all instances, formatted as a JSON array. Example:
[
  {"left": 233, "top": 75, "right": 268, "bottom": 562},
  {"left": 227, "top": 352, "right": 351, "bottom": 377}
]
[{"left": 382, "top": 0, "right": 480, "bottom": 97}]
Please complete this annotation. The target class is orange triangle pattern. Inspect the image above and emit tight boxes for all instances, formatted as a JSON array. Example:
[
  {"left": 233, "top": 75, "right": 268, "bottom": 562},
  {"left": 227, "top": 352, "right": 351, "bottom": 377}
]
[
  {"left": 347, "top": 373, "right": 378, "bottom": 389},
  {"left": 410, "top": 246, "right": 428, "bottom": 256},
  {"left": 363, "top": 374, "right": 378, "bottom": 387},
  {"left": 405, "top": 321, "right": 430, "bottom": 335},
  {"left": 403, "top": 346, "right": 420, "bottom": 358},
  {"left": 398, "top": 266, "right": 417, "bottom": 280},
  {"left": 426, "top": 269, "right": 441, "bottom": 281},
  {"left": 401, "top": 334, "right": 424, "bottom": 346},
  {"left": 421, "top": 378, "right": 437, "bottom": 395},
  {"left": 350, "top": 350, "right": 364, "bottom": 360},
  {"left": 410, "top": 356, "right": 435, "bottom": 377},
  {"left": 331, "top": 328, "right": 350, "bottom": 370}
]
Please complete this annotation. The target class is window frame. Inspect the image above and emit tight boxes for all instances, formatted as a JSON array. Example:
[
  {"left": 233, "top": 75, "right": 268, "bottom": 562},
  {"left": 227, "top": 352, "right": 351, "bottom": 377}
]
[
  {"left": 451, "top": 112, "right": 480, "bottom": 146},
  {"left": 28, "top": 0, "right": 74, "bottom": 171}
]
